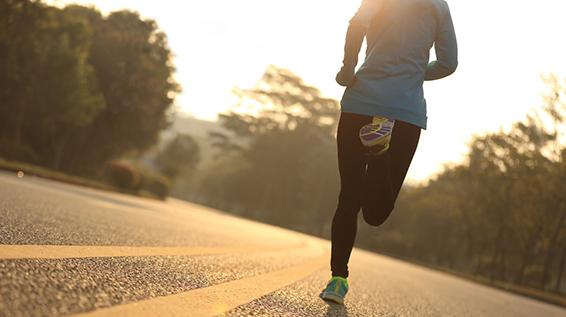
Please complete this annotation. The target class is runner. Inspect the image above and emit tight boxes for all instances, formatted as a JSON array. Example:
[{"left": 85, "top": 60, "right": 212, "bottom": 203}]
[{"left": 320, "top": 0, "right": 458, "bottom": 305}]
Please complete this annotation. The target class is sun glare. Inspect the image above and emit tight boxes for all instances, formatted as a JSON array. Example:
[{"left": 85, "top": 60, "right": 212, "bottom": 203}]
[{"left": 45, "top": 0, "right": 566, "bottom": 182}]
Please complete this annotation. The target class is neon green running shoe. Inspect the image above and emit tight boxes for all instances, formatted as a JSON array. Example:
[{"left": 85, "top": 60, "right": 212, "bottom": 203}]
[
  {"left": 359, "top": 116, "right": 395, "bottom": 156},
  {"left": 319, "top": 276, "right": 349, "bottom": 304}
]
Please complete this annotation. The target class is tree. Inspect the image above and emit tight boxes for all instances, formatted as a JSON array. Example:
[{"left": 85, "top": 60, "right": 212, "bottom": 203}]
[
  {"left": 0, "top": 2, "right": 179, "bottom": 176},
  {"left": 206, "top": 65, "right": 340, "bottom": 229},
  {"left": 32, "top": 8, "right": 105, "bottom": 169},
  {"left": 0, "top": 0, "right": 44, "bottom": 148},
  {"left": 0, "top": 1, "right": 105, "bottom": 167},
  {"left": 155, "top": 134, "right": 201, "bottom": 179},
  {"left": 187, "top": 70, "right": 566, "bottom": 296},
  {"left": 358, "top": 74, "right": 566, "bottom": 294},
  {"left": 62, "top": 6, "right": 180, "bottom": 174}
]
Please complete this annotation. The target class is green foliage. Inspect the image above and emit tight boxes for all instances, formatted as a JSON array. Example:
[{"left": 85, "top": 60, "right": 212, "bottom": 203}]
[
  {"left": 185, "top": 70, "right": 566, "bottom": 296},
  {"left": 0, "top": 0, "right": 178, "bottom": 179},
  {"left": 0, "top": 1, "right": 105, "bottom": 168},
  {"left": 200, "top": 66, "right": 340, "bottom": 229},
  {"left": 101, "top": 159, "right": 170, "bottom": 199},
  {"left": 155, "top": 133, "right": 201, "bottom": 179},
  {"left": 103, "top": 160, "right": 141, "bottom": 190},
  {"left": 63, "top": 6, "right": 180, "bottom": 174},
  {"left": 357, "top": 74, "right": 566, "bottom": 294},
  {"left": 0, "top": 157, "right": 116, "bottom": 192},
  {"left": 139, "top": 170, "right": 171, "bottom": 200},
  {"left": 0, "top": 137, "right": 39, "bottom": 162}
]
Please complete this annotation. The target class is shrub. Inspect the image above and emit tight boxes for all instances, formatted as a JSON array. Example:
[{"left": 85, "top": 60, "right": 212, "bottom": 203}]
[
  {"left": 0, "top": 138, "right": 39, "bottom": 163},
  {"left": 103, "top": 160, "right": 141, "bottom": 190},
  {"left": 138, "top": 168, "right": 171, "bottom": 199}
]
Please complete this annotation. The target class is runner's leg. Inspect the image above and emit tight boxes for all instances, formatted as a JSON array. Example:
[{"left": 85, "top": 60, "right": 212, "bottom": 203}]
[
  {"left": 330, "top": 112, "right": 372, "bottom": 278},
  {"left": 362, "top": 120, "right": 421, "bottom": 226}
]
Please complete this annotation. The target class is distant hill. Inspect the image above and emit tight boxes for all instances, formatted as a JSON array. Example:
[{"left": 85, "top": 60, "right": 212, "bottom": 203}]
[
  {"left": 168, "top": 115, "right": 224, "bottom": 141},
  {"left": 161, "top": 115, "right": 229, "bottom": 163},
  {"left": 159, "top": 115, "right": 234, "bottom": 199}
]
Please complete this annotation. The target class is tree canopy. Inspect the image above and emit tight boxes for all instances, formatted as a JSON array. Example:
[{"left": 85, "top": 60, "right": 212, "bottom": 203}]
[{"left": 0, "top": 0, "right": 179, "bottom": 175}]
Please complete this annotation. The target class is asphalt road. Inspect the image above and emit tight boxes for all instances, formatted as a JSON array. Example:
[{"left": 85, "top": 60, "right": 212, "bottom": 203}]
[{"left": 1, "top": 172, "right": 565, "bottom": 317}]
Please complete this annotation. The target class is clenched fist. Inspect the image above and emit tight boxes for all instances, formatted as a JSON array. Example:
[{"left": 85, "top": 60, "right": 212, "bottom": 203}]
[{"left": 336, "top": 66, "right": 356, "bottom": 87}]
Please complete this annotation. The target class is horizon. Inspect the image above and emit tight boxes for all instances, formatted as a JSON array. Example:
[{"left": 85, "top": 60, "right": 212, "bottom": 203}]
[{"left": 47, "top": 0, "right": 566, "bottom": 183}]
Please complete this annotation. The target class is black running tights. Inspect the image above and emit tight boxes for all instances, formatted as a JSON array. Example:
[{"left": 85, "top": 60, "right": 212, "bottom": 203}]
[{"left": 330, "top": 112, "right": 421, "bottom": 278}]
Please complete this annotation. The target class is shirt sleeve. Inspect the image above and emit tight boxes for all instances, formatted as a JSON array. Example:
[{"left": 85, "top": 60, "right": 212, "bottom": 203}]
[
  {"left": 351, "top": 0, "right": 383, "bottom": 28},
  {"left": 424, "top": 2, "right": 458, "bottom": 81},
  {"left": 341, "top": 0, "right": 384, "bottom": 69}
]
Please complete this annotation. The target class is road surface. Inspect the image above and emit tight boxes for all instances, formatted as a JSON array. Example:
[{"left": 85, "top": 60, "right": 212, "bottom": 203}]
[{"left": 0, "top": 172, "right": 564, "bottom": 317}]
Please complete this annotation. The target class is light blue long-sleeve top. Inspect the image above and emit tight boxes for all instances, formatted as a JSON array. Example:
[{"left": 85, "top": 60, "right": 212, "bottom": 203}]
[{"left": 337, "top": 0, "right": 458, "bottom": 130}]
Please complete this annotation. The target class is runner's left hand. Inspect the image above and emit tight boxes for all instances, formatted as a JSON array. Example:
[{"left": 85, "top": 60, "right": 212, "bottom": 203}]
[{"left": 336, "top": 66, "right": 356, "bottom": 87}]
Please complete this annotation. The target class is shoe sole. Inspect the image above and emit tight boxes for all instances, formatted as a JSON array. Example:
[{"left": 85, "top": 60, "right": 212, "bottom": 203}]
[
  {"left": 359, "top": 120, "right": 394, "bottom": 155},
  {"left": 319, "top": 292, "right": 344, "bottom": 305}
]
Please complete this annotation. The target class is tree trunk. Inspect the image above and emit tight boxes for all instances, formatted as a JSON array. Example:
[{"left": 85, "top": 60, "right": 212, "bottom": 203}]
[
  {"left": 457, "top": 202, "right": 476, "bottom": 272},
  {"left": 499, "top": 243, "right": 508, "bottom": 281},
  {"left": 52, "top": 129, "right": 71, "bottom": 170},
  {"left": 474, "top": 239, "right": 488, "bottom": 276},
  {"left": 541, "top": 209, "right": 566, "bottom": 289},
  {"left": 13, "top": 98, "right": 27, "bottom": 146},
  {"left": 555, "top": 246, "right": 566, "bottom": 293},
  {"left": 66, "top": 128, "right": 90, "bottom": 174},
  {"left": 515, "top": 224, "right": 543, "bottom": 285},
  {"left": 490, "top": 214, "right": 505, "bottom": 282}
]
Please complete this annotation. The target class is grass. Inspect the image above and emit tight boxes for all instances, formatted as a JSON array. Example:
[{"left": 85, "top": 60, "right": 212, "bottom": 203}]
[
  {"left": 0, "top": 158, "right": 117, "bottom": 190},
  {"left": 366, "top": 247, "right": 566, "bottom": 308},
  {"left": 0, "top": 158, "right": 160, "bottom": 200},
  {"left": 0, "top": 158, "right": 169, "bottom": 200}
]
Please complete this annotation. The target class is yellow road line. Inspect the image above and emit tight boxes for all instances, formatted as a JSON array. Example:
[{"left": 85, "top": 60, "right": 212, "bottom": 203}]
[
  {"left": 72, "top": 249, "right": 329, "bottom": 317},
  {"left": 0, "top": 242, "right": 306, "bottom": 260}
]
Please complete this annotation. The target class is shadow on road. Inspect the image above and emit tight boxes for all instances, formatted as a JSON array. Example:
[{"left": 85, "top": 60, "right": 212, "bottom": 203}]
[{"left": 323, "top": 302, "right": 349, "bottom": 316}]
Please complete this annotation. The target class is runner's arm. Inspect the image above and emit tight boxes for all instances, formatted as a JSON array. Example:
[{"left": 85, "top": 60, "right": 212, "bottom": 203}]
[
  {"left": 336, "top": 0, "right": 383, "bottom": 87},
  {"left": 425, "top": 3, "right": 458, "bottom": 81}
]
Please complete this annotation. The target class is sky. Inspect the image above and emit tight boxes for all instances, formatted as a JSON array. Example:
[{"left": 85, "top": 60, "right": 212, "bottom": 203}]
[{"left": 49, "top": 0, "right": 566, "bottom": 182}]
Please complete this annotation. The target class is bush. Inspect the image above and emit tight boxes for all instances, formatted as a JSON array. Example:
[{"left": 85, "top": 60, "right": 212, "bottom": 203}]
[
  {"left": 0, "top": 138, "right": 39, "bottom": 163},
  {"left": 101, "top": 159, "right": 171, "bottom": 199},
  {"left": 138, "top": 168, "right": 171, "bottom": 200},
  {"left": 102, "top": 160, "right": 141, "bottom": 190}
]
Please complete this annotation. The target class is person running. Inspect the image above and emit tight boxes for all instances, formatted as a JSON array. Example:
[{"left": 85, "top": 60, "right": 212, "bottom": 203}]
[{"left": 319, "top": 0, "right": 458, "bottom": 305}]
